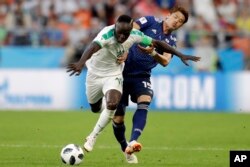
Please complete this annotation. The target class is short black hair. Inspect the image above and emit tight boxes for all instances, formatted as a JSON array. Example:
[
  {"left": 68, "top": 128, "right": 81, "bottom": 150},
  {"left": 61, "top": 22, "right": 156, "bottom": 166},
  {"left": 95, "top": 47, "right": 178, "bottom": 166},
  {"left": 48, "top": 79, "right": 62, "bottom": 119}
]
[
  {"left": 170, "top": 6, "right": 189, "bottom": 24},
  {"left": 117, "top": 15, "right": 133, "bottom": 24}
]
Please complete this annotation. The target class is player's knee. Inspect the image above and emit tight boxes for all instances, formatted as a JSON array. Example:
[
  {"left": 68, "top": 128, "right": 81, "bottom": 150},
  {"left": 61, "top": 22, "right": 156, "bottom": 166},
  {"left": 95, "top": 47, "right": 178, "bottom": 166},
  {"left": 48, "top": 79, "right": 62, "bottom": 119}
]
[
  {"left": 137, "top": 101, "right": 150, "bottom": 110},
  {"left": 137, "top": 94, "right": 153, "bottom": 103},
  {"left": 106, "top": 102, "right": 118, "bottom": 110}
]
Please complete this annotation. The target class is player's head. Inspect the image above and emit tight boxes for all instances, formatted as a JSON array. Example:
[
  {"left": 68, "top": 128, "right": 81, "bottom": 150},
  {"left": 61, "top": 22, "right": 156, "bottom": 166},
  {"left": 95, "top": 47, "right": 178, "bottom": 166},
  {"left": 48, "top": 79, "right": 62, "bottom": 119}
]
[
  {"left": 164, "top": 6, "right": 189, "bottom": 32},
  {"left": 115, "top": 15, "right": 133, "bottom": 43}
]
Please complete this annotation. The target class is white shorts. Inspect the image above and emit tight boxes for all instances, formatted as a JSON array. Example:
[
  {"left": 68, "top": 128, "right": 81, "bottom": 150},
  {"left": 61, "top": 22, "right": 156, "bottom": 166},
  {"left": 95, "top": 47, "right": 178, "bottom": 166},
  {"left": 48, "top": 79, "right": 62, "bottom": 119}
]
[{"left": 86, "top": 72, "right": 123, "bottom": 104}]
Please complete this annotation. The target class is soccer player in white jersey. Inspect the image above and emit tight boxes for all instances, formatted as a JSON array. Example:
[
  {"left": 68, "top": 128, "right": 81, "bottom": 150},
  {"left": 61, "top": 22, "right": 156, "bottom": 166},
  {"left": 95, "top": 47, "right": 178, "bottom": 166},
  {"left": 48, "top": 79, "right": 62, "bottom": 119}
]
[{"left": 67, "top": 15, "right": 200, "bottom": 163}]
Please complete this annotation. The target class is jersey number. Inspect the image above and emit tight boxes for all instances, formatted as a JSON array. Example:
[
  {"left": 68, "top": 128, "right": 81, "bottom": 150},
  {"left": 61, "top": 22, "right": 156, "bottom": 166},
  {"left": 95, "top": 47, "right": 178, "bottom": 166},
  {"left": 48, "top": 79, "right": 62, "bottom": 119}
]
[{"left": 142, "top": 81, "right": 151, "bottom": 88}]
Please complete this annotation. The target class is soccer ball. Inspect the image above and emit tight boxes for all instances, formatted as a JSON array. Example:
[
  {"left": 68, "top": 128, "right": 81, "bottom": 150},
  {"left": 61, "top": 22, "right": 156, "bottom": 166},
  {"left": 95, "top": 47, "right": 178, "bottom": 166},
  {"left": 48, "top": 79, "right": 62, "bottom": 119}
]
[{"left": 60, "top": 144, "right": 84, "bottom": 165}]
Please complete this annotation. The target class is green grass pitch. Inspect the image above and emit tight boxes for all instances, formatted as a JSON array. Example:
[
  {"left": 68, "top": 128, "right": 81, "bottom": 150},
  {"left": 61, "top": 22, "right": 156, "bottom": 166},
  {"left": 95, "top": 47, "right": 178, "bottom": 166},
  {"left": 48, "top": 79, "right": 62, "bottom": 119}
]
[{"left": 0, "top": 111, "right": 250, "bottom": 167}]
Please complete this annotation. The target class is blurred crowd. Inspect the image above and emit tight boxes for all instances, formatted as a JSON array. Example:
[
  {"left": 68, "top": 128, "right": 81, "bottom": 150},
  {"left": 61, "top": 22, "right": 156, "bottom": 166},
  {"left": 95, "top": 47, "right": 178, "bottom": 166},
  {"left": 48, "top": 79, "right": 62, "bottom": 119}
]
[{"left": 0, "top": 0, "right": 250, "bottom": 70}]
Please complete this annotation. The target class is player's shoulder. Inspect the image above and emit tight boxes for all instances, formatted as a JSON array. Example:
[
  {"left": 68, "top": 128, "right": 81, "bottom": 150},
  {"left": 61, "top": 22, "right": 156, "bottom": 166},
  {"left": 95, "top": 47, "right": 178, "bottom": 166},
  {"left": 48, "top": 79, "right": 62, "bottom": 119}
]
[
  {"left": 100, "top": 25, "right": 115, "bottom": 34},
  {"left": 99, "top": 25, "right": 115, "bottom": 40},
  {"left": 137, "top": 16, "right": 163, "bottom": 24},
  {"left": 102, "top": 25, "right": 115, "bottom": 31},
  {"left": 130, "top": 28, "right": 144, "bottom": 36}
]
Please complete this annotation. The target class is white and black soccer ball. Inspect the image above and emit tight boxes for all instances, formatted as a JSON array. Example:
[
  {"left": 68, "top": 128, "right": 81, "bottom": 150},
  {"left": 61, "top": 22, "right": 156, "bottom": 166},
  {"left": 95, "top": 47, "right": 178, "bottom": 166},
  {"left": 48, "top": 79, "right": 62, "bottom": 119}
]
[{"left": 60, "top": 144, "right": 84, "bottom": 165}]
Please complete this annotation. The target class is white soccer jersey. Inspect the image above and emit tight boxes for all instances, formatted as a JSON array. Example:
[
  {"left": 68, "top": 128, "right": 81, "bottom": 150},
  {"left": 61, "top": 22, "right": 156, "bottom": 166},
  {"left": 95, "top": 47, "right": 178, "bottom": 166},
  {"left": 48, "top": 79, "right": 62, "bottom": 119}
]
[{"left": 85, "top": 25, "right": 152, "bottom": 76}]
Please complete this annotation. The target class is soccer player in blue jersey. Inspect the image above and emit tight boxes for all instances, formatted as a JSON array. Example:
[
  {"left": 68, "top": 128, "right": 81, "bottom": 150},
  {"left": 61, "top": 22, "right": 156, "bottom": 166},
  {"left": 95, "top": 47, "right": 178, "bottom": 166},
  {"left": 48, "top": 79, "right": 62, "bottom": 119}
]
[{"left": 112, "top": 6, "right": 190, "bottom": 162}]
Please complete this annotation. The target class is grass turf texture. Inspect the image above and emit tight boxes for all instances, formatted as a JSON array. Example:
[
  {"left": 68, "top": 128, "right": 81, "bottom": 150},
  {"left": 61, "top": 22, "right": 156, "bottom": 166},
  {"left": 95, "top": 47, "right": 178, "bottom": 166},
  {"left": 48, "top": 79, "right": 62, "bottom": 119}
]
[{"left": 0, "top": 111, "right": 250, "bottom": 167}]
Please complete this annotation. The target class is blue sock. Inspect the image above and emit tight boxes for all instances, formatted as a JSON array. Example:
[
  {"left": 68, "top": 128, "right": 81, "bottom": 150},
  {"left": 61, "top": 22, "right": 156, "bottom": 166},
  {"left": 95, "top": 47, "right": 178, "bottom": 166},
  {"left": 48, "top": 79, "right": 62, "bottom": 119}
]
[
  {"left": 130, "top": 102, "right": 149, "bottom": 141},
  {"left": 112, "top": 121, "right": 127, "bottom": 152}
]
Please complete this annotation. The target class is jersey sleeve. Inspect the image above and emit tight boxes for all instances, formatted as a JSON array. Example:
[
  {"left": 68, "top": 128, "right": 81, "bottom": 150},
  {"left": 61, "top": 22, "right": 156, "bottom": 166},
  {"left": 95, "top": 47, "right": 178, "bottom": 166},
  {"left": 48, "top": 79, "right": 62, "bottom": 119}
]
[
  {"left": 93, "top": 27, "right": 112, "bottom": 48},
  {"left": 130, "top": 29, "right": 152, "bottom": 46},
  {"left": 135, "top": 16, "right": 155, "bottom": 30}
]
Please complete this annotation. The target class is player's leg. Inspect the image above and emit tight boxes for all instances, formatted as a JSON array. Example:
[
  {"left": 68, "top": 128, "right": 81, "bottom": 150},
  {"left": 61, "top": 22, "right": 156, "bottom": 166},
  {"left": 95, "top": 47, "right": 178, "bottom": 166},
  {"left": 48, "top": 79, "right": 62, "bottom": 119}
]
[
  {"left": 113, "top": 103, "right": 127, "bottom": 152},
  {"left": 112, "top": 78, "right": 138, "bottom": 163},
  {"left": 83, "top": 72, "right": 105, "bottom": 152},
  {"left": 91, "top": 89, "right": 121, "bottom": 135},
  {"left": 113, "top": 102, "right": 138, "bottom": 164},
  {"left": 125, "top": 95, "right": 151, "bottom": 154},
  {"left": 126, "top": 78, "right": 153, "bottom": 154},
  {"left": 93, "top": 74, "right": 123, "bottom": 135},
  {"left": 130, "top": 95, "right": 151, "bottom": 141},
  {"left": 84, "top": 75, "right": 123, "bottom": 152},
  {"left": 85, "top": 71, "right": 104, "bottom": 110},
  {"left": 112, "top": 80, "right": 130, "bottom": 152},
  {"left": 84, "top": 99, "right": 104, "bottom": 152}
]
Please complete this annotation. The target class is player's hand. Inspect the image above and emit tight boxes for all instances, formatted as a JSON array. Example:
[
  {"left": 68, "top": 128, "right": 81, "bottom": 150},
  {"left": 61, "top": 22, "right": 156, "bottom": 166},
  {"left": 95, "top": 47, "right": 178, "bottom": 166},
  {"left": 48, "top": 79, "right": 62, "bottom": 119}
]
[
  {"left": 66, "top": 62, "right": 84, "bottom": 76},
  {"left": 180, "top": 55, "right": 201, "bottom": 66},
  {"left": 117, "top": 52, "right": 128, "bottom": 64},
  {"left": 138, "top": 44, "right": 155, "bottom": 54}
]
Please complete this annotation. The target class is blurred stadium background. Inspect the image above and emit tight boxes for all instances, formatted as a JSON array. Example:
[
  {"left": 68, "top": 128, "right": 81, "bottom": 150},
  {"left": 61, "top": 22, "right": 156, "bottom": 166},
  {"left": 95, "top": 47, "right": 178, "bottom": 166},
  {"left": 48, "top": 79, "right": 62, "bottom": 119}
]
[{"left": 0, "top": 0, "right": 250, "bottom": 112}]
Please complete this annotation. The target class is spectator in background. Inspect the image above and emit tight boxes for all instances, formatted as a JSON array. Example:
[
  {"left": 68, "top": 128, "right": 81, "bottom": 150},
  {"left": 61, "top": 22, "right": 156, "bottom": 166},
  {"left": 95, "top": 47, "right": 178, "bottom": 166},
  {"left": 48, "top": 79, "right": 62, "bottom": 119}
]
[
  {"left": 113, "top": 3, "right": 128, "bottom": 21},
  {"left": 42, "top": 16, "right": 67, "bottom": 46},
  {"left": 0, "top": 0, "right": 249, "bottom": 71},
  {"left": 134, "top": 0, "right": 161, "bottom": 17},
  {"left": 186, "top": 15, "right": 213, "bottom": 47},
  {"left": 73, "top": 2, "right": 91, "bottom": 29},
  {"left": 31, "top": 3, "right": 48, "bottom": 28},
  {"left": 156, "top": 0, "right": 176, "bottom": 9},
  {"left": 236, "top": 9, "right": 250, "bottom": 34},
  {"left": 193, "top": 34, "right": 218, "bottom": 72},
  {"left": 5, "top": 0, "right": 32, "bottom": 45},
  {"left": 216, "top": 0, "right": 237, "bottom": 24},
  {"left": 192, "top": 0, "right": 218, "bottom": 30},
  {"left": 234, "top": 8, "right": 250, "bottom": 70},
  {"left": 61, "top": 19, "right": 89, "bottom": 67},
  {"left": 89, "top": 0, "right": 106, "bottom": 24},
  {"left": 0, "top": 3, "right": 7, "bottom": 45},
  {"left": 103, "top": 0, "right": 119, "bottom": 25},
  {"left": 88, "top": 0, "right": 116, "bottom": 26}
]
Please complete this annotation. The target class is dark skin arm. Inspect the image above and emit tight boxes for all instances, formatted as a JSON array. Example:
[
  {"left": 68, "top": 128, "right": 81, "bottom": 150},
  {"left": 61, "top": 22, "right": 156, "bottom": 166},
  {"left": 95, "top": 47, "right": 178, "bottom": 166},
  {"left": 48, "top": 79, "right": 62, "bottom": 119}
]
[
  {"left": 134, "top": 22, "right": 200, "bottom": 66},
  {"left": 67, "top": 42, "right": 101, "bottom": 76},
  {"left": 150, "top": 40, "right": 201, "bottom": 66}
]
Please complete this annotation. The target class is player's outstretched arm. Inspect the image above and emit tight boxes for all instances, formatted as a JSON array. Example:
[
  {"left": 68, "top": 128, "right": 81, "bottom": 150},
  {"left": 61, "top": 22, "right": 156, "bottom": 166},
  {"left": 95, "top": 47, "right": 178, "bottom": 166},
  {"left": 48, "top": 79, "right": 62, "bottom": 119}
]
[
  {"left": 151, "top": 40, "right": 201, "bottom": 66},
  {"left": 67, "top": 42, "right": 101, "bottom": 76}
]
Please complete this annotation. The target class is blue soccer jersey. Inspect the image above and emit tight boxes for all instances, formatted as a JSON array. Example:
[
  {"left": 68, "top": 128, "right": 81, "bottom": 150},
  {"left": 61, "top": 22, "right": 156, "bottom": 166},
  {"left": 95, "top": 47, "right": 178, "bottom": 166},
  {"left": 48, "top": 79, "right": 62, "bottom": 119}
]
[{"left": 123, "top": 16, "right": 177, "bottom": 77}]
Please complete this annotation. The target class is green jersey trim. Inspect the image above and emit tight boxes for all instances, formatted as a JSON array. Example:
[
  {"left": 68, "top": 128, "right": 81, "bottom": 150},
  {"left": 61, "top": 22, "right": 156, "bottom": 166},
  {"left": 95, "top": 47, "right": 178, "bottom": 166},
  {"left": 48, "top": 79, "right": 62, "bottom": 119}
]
[
  {"left": 130, "top": 30, "right": 143, "bottom": 36},
  {"left": 141, "top": 35, "right": 152, "bottom": 46},
  {"left": 102, "top": 29, "right": 114, "bottom": 40},
  {"left": 94, "top": 41, "right": 102, "bottom": 48},
  {"left": 130, "top": 29, "right": 152, "bottom": 46}
]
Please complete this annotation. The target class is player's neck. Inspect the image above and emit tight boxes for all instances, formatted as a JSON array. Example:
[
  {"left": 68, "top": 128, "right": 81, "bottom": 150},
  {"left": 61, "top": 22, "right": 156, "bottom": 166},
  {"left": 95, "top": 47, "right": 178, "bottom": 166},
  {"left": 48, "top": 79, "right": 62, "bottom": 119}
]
[
  {"left": 162, "top": 22, "right": 172, "bottom": 34},
  {"left": 163, "top": 26, "right": 172, "bottom": 34}
]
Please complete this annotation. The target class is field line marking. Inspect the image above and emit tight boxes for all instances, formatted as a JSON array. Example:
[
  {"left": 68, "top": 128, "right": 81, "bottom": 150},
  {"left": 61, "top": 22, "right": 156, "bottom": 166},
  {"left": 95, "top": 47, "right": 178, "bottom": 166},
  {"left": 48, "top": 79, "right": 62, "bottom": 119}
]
[{"left": 0, "top": 144, "right": 244, "bottom": 151}]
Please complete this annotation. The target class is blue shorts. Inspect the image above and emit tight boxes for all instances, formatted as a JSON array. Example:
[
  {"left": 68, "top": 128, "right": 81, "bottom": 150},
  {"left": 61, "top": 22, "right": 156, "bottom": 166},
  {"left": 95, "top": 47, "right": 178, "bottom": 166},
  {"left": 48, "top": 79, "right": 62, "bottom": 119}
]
[{"left": 115, "top": 76, "right": 153, "bottom": 116}]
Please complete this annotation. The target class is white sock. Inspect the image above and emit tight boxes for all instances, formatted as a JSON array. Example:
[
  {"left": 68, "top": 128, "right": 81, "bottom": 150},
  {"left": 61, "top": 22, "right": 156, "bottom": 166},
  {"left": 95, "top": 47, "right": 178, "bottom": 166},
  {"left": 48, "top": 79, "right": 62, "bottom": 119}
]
[{"left": 90, "top": 108, "right": 115, "bottom": 137}]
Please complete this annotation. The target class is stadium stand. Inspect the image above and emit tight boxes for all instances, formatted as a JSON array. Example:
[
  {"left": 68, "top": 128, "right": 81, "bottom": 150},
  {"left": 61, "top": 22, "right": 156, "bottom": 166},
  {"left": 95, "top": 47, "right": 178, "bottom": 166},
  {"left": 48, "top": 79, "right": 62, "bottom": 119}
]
[{"left": 0, "top": 0, "right": 249, "bottom": 71}]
